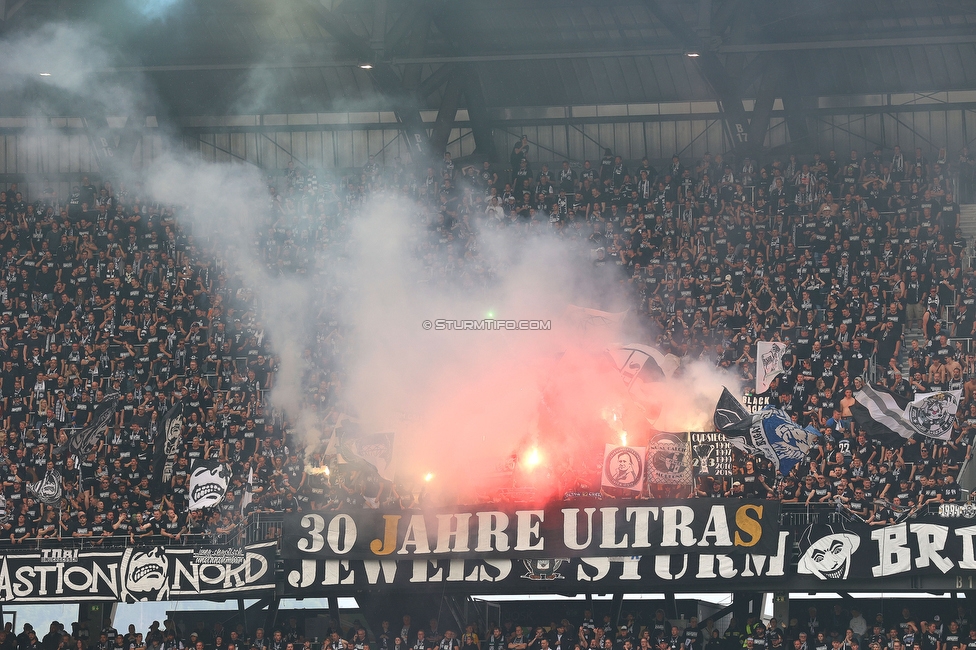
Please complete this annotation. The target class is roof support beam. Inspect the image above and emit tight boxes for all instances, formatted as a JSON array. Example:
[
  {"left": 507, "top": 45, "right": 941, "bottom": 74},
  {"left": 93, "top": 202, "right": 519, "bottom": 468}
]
[
  {"left": 417, "top": 63, "right": 457, "bottom": 99},
  {"left": 459, "top": 64, "right": 498, "bottom": 162},
  {"left": 301, "top": 0, "right": 431, "bottom": 161},
  {"left": 780, "top": 57, "right": 819, "bottom": 151},
  {"left": 429, "top": 71, "right": 463, "bottom": 156},
  {"left": 646, "top": 0, "right": 752, "bottom": 154},
  {"left": 744, "top": 56, "right": 785, "bottom": 159}
]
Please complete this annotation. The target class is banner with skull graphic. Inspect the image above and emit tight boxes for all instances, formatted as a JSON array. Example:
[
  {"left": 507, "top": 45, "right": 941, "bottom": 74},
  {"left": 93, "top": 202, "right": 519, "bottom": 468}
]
[
  {"left": 188, "top": 459, "right": 230, "bottom": 510},
  {"left": 27, "top": 469, "right": 63, "bottom": 505},
  {"left": 67, "top": 393, "right": 119, "bottom": 460}
]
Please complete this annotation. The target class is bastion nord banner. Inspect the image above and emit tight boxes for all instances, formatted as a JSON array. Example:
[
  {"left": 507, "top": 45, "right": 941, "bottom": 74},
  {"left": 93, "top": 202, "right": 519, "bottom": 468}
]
[{"left": 0, "top": 542, "right": 276, "bottom": 603}]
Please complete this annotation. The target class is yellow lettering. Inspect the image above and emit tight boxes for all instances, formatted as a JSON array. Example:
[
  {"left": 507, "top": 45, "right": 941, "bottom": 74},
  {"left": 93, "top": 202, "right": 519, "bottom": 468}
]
[
  {"left": 369, "top": 515, "right": 401, "bottom": 555},
  {"left": 734, "top": 505, "right": 763, "bottom": 547}
]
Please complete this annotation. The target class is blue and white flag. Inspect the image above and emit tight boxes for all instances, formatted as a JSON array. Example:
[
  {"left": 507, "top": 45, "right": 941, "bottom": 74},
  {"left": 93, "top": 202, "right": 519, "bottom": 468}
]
[{"left": 713, "top": 388, "right": 819, "bottom": 474}]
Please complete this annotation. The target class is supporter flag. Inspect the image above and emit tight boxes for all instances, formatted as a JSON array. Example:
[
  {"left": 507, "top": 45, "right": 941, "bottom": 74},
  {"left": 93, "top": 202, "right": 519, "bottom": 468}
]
[
  {"left": 0, "top": 493, "right": 7, "bottom": 525},
  {"left": 712, "top": 389, "right": 819, "bottom": 474},
  {"left": 149, "top": 400, "right": 184, "bottom": 498},
  {"left": 67, "top": 393, "right": 119, "bottom": 460},
  {"left": 609, "top": 343, "right": 680, "bottom": 425},
  {"left": 852, "top": 384, "right": 961, "bottom": 445},
  {"left": 755, "top": 342, "right": 787, "bottom": 394},
  {"left": 240, "top": 467, "right": 254, "bottom": 514},
  {"left": 340, "top": 431, "right": 395, "bottom": 481},
  {"left": 712, "top": 388, "right": 751, "bottom": 430},
  {"left": 187, "top": 459, "right": 230, "bottom": 510},
  {"left": 564, "top": 305, "right": 628, "bottom": 337},
  {"left": 27, "top": 469, "right": 64, "bottom": 505},
  {"left": 601, "top": 443, "right": 646, "bottom": 493}
]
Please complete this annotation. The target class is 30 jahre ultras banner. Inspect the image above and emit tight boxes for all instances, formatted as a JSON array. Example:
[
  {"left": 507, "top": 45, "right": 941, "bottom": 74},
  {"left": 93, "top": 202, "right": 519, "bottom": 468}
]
[
  {"left": 282, "top": 500, "right": 781, "bottom": 561},
  {"left": 0, "top": 542, "right": 276, "bottom": 603}
]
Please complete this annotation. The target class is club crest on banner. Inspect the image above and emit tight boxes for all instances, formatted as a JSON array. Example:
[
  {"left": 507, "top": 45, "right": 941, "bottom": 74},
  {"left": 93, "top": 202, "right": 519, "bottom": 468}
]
[
  {"left": 521, "top": 558, "right": 569, "bottom": 580},
  {"left": 907, "top": 391, "right": 959, "bottom": 437},
  {"left": 646, "top": 433, "right": 691, "bottom": 485},
  {"left": 796, "top": 523, "right": 861, "bottom": 580}
]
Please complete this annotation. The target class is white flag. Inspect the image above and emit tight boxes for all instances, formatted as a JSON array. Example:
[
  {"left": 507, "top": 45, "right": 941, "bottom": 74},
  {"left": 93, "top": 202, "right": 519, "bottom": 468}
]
[
  {"left": 188, "top": 460, "right": 229, "bottom": 511},
  {"left": 904, "top": 390, "right": 962, "bottom": 440},
  {"left": 756, "top": 342, "right": 787, "bottom": 393},
  {"left": 240, "top": 467, "right": 254, "bottom": 514},
  {"left": 601, "top": 444, "right": 646, "bottom": 493}
]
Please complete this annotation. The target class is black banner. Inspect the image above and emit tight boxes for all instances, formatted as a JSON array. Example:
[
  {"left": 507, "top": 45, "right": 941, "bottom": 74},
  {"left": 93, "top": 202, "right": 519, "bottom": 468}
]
[
  {"left": 796, "top": 516, "right": 976, "bottom": 581},
  {"left": 282, "top": 500, "right": 781, "bottom": 560},
  {"left": 283, "top": 530, "right": 790, "bottom": 595},
  {"left": 691, "top": 433, "right": 733, "bottom": 477},
  {"left": 0, "top": 542, "right": 276, "bottom": 603}
]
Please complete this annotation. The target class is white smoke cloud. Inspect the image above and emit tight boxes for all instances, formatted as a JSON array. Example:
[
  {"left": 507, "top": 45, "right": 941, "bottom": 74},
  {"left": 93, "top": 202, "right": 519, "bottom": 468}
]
[{"left": 0, "top": 20, "right": 744, "bottom": 504}]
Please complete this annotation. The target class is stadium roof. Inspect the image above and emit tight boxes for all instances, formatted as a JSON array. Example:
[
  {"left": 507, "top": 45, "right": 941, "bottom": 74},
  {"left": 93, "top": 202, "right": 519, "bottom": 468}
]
[{"left": 1, "top": 0, "right": 976, "bottom": 117}]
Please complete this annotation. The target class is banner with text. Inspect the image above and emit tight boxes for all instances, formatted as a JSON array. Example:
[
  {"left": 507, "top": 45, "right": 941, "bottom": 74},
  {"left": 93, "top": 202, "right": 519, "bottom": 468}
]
[
  {"left": 281, "top": 500, "right": 781, "bottom": 561},
  {"left": 283, "top": 530, "right": 790, "bottom": 595},
  {"left": 796, "top": 516, "right": 976, "bottom": 581},
  {"left": 0, "top": 542, "right": 276, "bottom": 603}
]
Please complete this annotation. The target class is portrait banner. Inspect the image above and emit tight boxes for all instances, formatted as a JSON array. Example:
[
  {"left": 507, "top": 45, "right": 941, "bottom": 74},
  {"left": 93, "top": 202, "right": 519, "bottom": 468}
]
[{"left": 601, "top": 444, "right": 646, "bottom": 493}]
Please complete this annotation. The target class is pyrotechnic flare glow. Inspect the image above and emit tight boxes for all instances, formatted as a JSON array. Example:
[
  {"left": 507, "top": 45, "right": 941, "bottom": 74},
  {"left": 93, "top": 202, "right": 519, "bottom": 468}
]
[
  {"left": 524, "top": 448, "right": 541, "bottom": 468},
  {"left": 424, "top": 472, "right": 435, "bottom": 482}
]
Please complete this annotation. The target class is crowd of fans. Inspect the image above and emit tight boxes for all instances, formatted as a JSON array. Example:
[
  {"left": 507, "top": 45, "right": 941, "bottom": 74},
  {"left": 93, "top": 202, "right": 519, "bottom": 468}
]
[
  {"left": 9, "top": 603, "right": 976, "bottom": 650},
  {"left": 0, "top": 138, "right": 973, "bottom": 544}
]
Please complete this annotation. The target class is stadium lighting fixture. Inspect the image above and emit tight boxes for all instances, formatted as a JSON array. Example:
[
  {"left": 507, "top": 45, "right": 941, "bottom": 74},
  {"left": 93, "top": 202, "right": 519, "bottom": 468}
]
[
  {"left": 685, "top": 50, "right": 700, "bottom": 58},
  {"left": 359, "top": 62, "right": 374, "bottom": 69},
  {"left": 39, "top": 72, "right": 52, "bottom": 76}
]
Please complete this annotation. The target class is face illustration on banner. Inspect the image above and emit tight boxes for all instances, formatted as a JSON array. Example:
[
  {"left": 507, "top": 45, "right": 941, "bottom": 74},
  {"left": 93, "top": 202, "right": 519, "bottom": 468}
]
[
  {"left": 190, "top": 465, "right": 228, "bottom": 507},
  {"left": 797, "top": 524, "right": 860, "bottom": 580},
  {"left": 120, "top": 546, "right": 169, "bottom": 602},
  {"left": 605, "top": 447, "right": 642, "bottom": 489}
]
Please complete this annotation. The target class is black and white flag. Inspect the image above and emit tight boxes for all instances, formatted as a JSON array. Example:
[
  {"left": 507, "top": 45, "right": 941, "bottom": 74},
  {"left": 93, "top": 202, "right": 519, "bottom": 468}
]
[
  {"left": 187, "top": 460, "right": 229, "bottom": 510},
  {"left": 27, "top": 469, "right": 64, "bottom": 505},
  {"left": 852, "top": 384, "right": 961, "bottom": 445},
  {"left": 149, "top": 400, "right": 183, "bottom": 498},
  {"left": 756, "top": 342, "right": 786, "bottom": 394},
  {"left": 67, "top": 393, "right": 119, "bottom": 460}
]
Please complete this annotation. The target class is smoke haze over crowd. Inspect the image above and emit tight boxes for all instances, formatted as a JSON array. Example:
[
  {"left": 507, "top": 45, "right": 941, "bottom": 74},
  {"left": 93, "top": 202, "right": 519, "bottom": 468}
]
[{"left": 0, "top": 18, "right": 740, "bottom": 502}]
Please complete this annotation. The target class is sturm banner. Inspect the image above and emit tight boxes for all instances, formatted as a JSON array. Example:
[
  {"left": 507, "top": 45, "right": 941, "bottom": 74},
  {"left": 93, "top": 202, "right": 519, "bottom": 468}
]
[
  {"left": 282, "top": 530, "right": 791, "bottom": 595},
  {"left": 281, "top": 500, "right": 781, "bottom": 561},
  {"left": 0, "top": 542, "right": 276, "bottom": 603}
]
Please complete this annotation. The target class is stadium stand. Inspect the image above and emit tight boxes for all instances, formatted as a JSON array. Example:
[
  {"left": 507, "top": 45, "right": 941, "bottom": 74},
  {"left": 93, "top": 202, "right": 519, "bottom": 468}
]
[
  {"left": 0, "top": 144, "right": 972, "bottom": 545},
  {"left": 11, "top": 602, "right": 976, "bottom": 650}
]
